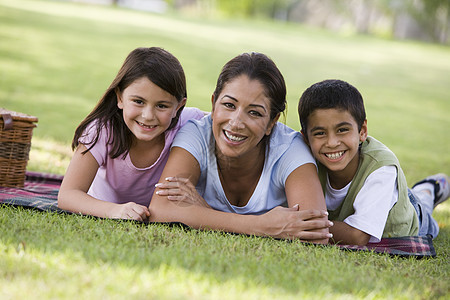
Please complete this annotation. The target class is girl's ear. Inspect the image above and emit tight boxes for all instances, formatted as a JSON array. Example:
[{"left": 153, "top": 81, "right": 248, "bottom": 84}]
[
  {"left": 360, "top": 119, "right": 368, "bottom": 142},
  {"left": 265, "top": 113, "right": 280, "bottom": 136},
  {"left": 177, "top": 97, "right": 187, "bottom": 111},
  {"left": 115, "top": 88, "right": 123, "bottom": 109}
]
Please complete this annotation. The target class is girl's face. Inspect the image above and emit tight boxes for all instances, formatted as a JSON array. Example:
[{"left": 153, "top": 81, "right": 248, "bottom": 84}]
[
  {"left": 211, "top": 75, "right": 278, "bottom": 160},
  {"left": 117, "top": 77, "right": 185, "bottom": 144}
]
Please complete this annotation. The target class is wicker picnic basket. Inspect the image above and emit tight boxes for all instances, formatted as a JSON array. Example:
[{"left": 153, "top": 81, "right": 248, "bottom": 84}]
[{"left": 0, "top": 108, "right": 38, "bottom": 187}]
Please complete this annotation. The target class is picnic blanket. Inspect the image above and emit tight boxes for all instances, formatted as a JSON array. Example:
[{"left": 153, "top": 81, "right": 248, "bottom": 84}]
[{"left": 0, "top": 171, "right": 436, "bottom": 258}]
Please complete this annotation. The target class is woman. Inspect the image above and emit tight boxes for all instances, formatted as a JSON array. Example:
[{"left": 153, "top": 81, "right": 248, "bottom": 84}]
[{"left": 149, "top": 52, "right": 332, "bottom": 243}]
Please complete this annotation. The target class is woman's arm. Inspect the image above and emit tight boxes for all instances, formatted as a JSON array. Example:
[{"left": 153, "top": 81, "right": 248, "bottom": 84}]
[
  {"left": 58, "top": 144, "right": 150, "bottom": 221},
  {"left": 149, "top": 147, "right": 332, "bottom": 240},
  {"left": 284, "top": 163, "right": 331, "bottom": 244}
]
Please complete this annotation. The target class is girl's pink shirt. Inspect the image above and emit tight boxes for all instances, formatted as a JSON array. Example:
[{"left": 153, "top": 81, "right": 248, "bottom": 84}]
[{"left": 79, "top": 107, "right": 204, "bottom": 206}]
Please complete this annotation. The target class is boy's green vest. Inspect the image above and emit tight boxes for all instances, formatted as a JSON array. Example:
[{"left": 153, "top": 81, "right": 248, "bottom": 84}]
[{"left": 318, "top": 136, "right": 419, "bottom": 237}]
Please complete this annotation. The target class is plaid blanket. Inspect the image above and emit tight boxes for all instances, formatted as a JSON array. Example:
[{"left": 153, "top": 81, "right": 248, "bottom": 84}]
[{"left": 0, "top": 172, "right": 436, "bottom": 258}]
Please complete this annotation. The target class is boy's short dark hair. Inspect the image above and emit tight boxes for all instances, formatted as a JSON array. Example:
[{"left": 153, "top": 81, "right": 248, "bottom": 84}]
[{"left": 298, "top": 79, "right": 366, "bottom": 134}]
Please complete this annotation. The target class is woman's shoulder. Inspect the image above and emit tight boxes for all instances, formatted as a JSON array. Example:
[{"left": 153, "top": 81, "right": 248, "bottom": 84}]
[{"left": 271, "top": 122, "right": 303, "bottom": 144}]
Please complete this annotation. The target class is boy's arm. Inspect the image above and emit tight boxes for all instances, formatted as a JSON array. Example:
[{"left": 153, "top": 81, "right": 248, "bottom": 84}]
[
  {"left": 328, "top": 166, "right": 399, "bottom": 246},
  {"left": 329, "top": 221, "right": 370, "bottom": 246}
]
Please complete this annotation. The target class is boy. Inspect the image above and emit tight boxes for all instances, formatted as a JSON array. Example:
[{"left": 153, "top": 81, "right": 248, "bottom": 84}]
[{"left": 298, "top": 79, "right": 449, "bottom": 245}]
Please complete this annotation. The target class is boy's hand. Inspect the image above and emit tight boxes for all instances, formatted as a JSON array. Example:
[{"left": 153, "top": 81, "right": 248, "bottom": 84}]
[{"left": 108, "top": 202, "right": 150, "bottom": 222}]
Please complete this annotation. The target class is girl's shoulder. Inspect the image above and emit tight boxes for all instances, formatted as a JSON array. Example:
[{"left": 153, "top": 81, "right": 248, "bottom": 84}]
[
  {"left": 179, "top": 107, "right": 206, "bottom": 125},
  {"left": 78, "top": 119, "right": 109, "bottom": 146}
]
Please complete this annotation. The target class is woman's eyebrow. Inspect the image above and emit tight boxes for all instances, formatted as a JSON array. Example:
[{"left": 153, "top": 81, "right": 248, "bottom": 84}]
[{"left": 222, "top": 95, "right": 267, "bottom": 112}]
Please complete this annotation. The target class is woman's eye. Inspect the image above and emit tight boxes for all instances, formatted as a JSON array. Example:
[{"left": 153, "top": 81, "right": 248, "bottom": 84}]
[
  {"left": 223, "top": 102, "right": 235, "bottom": 109},
  {"left": 249, "top": 110, "right": 262, "bottom": 117}
]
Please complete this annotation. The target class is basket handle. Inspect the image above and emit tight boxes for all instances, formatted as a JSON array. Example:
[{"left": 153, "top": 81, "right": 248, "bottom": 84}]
[{"left": 1, "top": 113, "right": 13, "bottom": 130}]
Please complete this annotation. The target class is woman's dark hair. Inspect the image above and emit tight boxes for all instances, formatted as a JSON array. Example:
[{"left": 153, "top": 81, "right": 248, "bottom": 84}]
[
  {"left": 213, "top": 52, "right": 286, "bottom": 121},
  {"left": 298, "top": 79, "right": 366, "bottom": 134},
  {"left": 72, "top": 47, "right": 187, "bottom": 158}
]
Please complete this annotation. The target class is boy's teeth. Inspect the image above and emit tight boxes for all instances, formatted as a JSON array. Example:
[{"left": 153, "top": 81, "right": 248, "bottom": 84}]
[
  {"left": 225, "top": 131, "right": 245, "bottom": 142},
  {"left": 325, "top": 151, "right": 344, "bottom": 159}
]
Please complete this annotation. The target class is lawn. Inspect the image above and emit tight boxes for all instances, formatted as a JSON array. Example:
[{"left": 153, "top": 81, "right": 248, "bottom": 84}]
[{"left": 0, "top": 0, "right": 449, "bottom": 299}]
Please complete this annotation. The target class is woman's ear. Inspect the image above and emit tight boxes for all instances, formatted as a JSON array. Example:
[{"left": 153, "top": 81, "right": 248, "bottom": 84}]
[
  {"left": 210, "top": 94, "right": 216, "bottom": 114},
  {"left": 360, "top": 119, "right": 368, "bottom": 142},
  {"left": 265, "top": 113, "right": 280, "bottom": 136},
  {"left": 116, "top": 88, "right": 123, "bottom": 109}
]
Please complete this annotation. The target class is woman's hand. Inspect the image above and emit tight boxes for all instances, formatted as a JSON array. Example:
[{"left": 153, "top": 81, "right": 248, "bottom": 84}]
[
  {"left": 108, "top": 202, "right": 150, "bottom": 222},
  {"left": 155, "top": 177, "right": 210, "bottom": 208},
  {"left": 259, "top": 205, "right": 333, "bottom": 242}
]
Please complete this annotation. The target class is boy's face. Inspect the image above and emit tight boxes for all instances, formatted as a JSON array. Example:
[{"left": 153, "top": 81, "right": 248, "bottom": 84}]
[{"left": 305, "top": 108, "right": 367, "bottom": 183}]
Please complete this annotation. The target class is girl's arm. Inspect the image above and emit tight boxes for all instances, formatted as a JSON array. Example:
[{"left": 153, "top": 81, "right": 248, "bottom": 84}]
[
  {"left": 149, "top": 147, "right": 332, "bottom": 240},
  {"left": 58, "top": 144, "right": 150, "bottom": 221},
  {"left": 284, "top": 163, "right": 331, "bottom": 244}
]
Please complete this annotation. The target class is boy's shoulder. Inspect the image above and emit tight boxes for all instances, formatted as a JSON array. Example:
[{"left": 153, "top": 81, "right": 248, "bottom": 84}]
[{"left": 361, "top": 136, "right": 399, "bottom": 164}]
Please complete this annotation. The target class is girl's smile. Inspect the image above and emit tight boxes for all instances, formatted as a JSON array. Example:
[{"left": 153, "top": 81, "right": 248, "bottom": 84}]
[{"left": 117, "top": 77, "right": 185, "bottom": 145}]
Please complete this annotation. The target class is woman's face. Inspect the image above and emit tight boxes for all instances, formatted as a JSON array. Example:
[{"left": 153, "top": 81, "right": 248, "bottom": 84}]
[{"left": 211, "top": 75, "right": 278, "bottom": 160}]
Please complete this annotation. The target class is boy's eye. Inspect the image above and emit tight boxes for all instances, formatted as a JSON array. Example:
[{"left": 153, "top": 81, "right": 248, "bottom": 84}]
[
  {"left": 337, "top": 127, "right": 350, "bottom": 133},
  {"left": 313, "top": 131, "right": 325, "bottom": 137}
]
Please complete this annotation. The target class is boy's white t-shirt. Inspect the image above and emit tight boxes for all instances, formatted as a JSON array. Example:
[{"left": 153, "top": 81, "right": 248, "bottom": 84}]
[{"left": 325, "top": 165, "right": 398, "bottom": 243}]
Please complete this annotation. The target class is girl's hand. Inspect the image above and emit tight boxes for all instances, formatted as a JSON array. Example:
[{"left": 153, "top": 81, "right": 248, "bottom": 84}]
[
  {"left": 260, "top": 205, "right": 333, "bottom": 242},
  {"left": 108, "top": 202, "right": 150, "bottom": 222},
  {"left": 155, "top": 177, "right": 211, "bottom": 208}
]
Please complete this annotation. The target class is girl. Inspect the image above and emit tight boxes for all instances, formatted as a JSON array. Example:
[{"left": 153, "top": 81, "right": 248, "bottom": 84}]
[
  {"left": 150, "top": 52, "right": 332, "bottom": 243},
  {"left": 58, "top": 47, "right": 204, "bottom": 221}
]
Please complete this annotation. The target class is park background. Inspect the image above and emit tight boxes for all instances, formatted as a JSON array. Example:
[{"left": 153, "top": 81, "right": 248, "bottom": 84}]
[{"left": 1, "top": 0, "right": 449, "bottom": 299}]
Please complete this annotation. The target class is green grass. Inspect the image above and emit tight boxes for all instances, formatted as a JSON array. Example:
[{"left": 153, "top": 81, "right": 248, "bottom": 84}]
[{"left": 1, "top": 0, "right": 449, "bottom": 298}]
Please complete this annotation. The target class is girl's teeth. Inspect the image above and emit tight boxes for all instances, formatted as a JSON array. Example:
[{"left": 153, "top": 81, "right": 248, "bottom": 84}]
[
  {"left": 225, "top": 131, "right": 245, "bottom": 142},
  {"left": 325, "top": 151, "right": 344, "bottom": 159},
  {"left": 138, "top": 122, "right": 155, "bottom": 129}
]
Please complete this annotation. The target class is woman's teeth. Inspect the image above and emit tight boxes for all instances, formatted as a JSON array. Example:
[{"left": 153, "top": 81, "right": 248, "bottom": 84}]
[{"left": 224, "top": 131, "right": 245, "bottom": 142}]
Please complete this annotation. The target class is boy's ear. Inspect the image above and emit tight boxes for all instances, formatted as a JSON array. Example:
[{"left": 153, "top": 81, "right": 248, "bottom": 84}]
[
  {"left": 359, "top": 119, "right": 368, "bottom": 142},
  {"left": 301, "top": 130, "right": 310, "bottom": 146}
]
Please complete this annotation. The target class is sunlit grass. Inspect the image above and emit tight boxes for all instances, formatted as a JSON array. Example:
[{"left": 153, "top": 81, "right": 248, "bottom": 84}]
[{"left": 1, "top": 1, "right": 450, "bottom": 298}]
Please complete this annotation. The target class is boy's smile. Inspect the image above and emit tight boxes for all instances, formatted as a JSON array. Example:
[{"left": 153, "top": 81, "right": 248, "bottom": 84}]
[{"left": 305, "top": 108, "right": 367, "bottom": 189}]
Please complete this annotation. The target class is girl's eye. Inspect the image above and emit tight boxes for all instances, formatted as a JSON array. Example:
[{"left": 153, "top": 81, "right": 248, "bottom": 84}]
[
  {"left": 156, "top": 104, "right": 169, "bottom": 109},
  {"left": 132, "top": 99, "right": 144, "bottom": 105}
]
